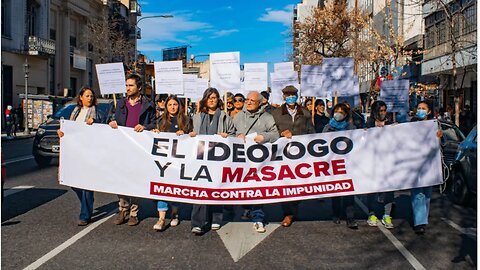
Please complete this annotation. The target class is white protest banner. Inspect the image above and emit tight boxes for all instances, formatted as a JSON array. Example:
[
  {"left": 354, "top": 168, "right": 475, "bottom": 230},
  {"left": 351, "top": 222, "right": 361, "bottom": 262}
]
[
  {"left": 95, "top": 63, "right": 126, "bottom": 95},
  {"left": 380, "top": 79, "right": 410, "bottom": 113},
  {"left": 270, "top": 71, "right": 299, "bottom": 105},
  {"left": 182, "top": 74, "right": 198, "bottom": 99},
  {"left": 300, "top": 65, "right": 323, "bottom": 97},
  {"left": 195, "top": 78, "right": 209, "bottom": 101},
  {"left": 244, "top": 63, "right": 268, "bottom": 92},
  {"left": 274, "top": 62, "right": 294, "bottom": 72},
  {"left": 321, "top": 58, "right": 354, "bottom": 97},
  {"left": 210, "top": 52, "right": 241, "bottom": 96},
  {"left": 154, "top": 61, "right": 184, "bottom": 95},
  {"left": 59, "top": 120, "right": 442, "bottom": 205}
]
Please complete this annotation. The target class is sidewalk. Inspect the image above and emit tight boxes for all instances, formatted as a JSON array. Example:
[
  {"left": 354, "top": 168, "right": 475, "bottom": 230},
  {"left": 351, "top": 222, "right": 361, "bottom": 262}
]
[{"left": 1, "top": 132, "right": 35, "bottom": 141}]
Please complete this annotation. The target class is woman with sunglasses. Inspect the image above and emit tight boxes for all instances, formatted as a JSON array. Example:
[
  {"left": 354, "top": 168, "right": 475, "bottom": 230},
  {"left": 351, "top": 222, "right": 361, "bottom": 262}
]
[{"left": 230, "top": 93, "right": 245, "bottom": 119}]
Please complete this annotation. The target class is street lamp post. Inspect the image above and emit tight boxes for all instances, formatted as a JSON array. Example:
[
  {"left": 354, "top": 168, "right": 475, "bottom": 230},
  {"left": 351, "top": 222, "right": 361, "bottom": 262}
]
[
  {"left": 23, "top": 58, "right": 30, "bottom": 135},
  {"left": 134, "top": 15, "right": 173, "bottom": 69}
]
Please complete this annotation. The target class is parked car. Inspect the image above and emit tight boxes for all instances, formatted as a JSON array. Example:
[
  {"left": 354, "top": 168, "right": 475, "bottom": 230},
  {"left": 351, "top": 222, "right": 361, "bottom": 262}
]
[
  {"left": 449, "top": 125, "right": 477, "bottom": 205},
  {"left": 32, "top": 99, "right": 113, "bottom": 167},
  {"left": 438, "top": 120, "right": 466, "bottom": 168}
]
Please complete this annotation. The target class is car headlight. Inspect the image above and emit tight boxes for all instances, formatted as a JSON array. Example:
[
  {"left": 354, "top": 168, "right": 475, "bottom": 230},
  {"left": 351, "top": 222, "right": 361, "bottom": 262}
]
[{"left": 37, "top": 128, "right": 46, "bottom": 135}]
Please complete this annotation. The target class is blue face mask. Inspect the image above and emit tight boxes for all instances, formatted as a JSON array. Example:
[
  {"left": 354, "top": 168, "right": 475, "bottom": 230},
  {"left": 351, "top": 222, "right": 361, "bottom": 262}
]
[
  {"left": 416, "top": 109, "right": 427, "bottom": 119},
  {"left": 285, "top": 95, "right": 298, "bottom": 105}
]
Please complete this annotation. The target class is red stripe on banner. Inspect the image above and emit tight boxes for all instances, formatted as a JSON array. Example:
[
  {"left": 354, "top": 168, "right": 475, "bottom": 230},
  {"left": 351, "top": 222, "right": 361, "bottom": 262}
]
[{"left": 149, "top": 180, "right": 354, "bottom": 201}]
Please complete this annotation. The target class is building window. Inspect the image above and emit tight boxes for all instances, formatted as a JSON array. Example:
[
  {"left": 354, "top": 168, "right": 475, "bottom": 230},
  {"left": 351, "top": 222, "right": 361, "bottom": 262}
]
[
  {"left": 463, "top": 5, "right": 476, "bottom": 33},
  {"left": 453, "top": 13, "right": 461, "bottom": 38},
  {"left": 70, "top": 36, "right": 77, "bottom": 47},
  {"left": 27, "top": 0, "right": 39, "bottom": 37},
  {"left": 425, "top": 26, "right": 436, "bottom": 49},
  {"left": 437, "top": 21, "right": 447, "bottom": 44},
  {"left": 50, "top": 29, "right": 56, "bottom": 40},
  {"left": 1, "top": 0, "right": 12, "bottom": 37}
]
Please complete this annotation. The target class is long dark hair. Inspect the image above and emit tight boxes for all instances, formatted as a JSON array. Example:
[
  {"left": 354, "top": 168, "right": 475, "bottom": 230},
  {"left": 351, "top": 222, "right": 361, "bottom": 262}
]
[
  {"left": 370, "top": 100, "right": 387, "bottom": 121},
  {"left": 417, "top": 101, "right": 433, "bottom": 120},
  {"left": 198, "top": 87, "right": 224, "bottom": 113},
  {"left": 332, "top": 103, "right": 351, "bottom": 121},
  {"left": 157, "top": 95, "right": 191, "bottom": 132},
  {"left": 76, "top": 87, "right": 97, "bottom": 107}
]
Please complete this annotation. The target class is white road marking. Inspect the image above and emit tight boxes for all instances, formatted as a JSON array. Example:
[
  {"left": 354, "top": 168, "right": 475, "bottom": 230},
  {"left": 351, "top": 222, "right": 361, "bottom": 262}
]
[
  {"left": 4, "top": 186, "right": 35, "bottom": 196},
  {"left": 5, "top": 156, "right": 34, "bottom": 165},
  {"left": 441, "top": 217, "right": 477, "bottom": 240},
  {"left": 23, "top": 209, "right": 117, "bottom": 270},
  {"left": 355, "top": 197, "right": 426, "bottom": 270},
  {"left": 217, "top": 222, "right": 281, "bottom": 262}
]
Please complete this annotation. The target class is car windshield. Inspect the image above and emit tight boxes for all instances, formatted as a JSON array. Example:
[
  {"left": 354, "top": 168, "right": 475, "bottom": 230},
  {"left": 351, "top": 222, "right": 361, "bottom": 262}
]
[
  {"left": 441, "top": 124, "right": 466, "bottom": 142},
  {"left": 50, "top": 102, "right": 111, "bottom": 123}
]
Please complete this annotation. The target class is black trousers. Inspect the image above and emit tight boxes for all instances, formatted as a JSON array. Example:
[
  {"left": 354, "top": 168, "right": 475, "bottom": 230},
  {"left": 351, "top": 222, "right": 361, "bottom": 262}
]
[
  {"left": 281, "top": 201, "right": 299, "bottom": 217},
  {"left": 332, "top": 195, "right": 355, "bottom": 220},
  {"left": 191, "top": 205, "right": 223, "bottom": 230}
]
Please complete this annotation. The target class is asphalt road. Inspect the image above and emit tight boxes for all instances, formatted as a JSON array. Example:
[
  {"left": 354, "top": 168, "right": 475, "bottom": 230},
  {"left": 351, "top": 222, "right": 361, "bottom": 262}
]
[{"left": 1, "top": 138, "right": 477, "bottom": 269}]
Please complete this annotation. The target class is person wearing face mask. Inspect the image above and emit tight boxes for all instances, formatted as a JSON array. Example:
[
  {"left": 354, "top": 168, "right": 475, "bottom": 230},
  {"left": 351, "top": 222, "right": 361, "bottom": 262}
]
[
  {"left": 365, "top": 101, "right": 395, "bottom": 229},
  {"left": 323, "top": 103, "right": 358, "bottom": 229},
  {"left": 271, "top": 85, "right": 314, "bottom": 227},
  {"left": 410, "top": 101, "right": 442, "bottom": 234}
]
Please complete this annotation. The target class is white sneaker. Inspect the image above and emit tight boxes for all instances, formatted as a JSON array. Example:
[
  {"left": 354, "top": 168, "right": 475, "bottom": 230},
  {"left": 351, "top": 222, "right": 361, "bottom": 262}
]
[
  {"left": 191, "top": 227, "right": 203, "bottom": 234},
  {"left": 170, "top": 217, "right": 179, "bottom": 227},
  {"left": 253, "top": 222, "right": 266, "bottom": 233},
  {"left": 211, "top": 223, "right": 221, "bottom": 231}
]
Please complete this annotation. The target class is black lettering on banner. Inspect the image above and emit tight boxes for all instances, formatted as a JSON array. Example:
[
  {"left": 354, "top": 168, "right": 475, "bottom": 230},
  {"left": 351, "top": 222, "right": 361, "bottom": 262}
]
[
  {"left": 331, "top": 137, "right": 353, "bottom": 155},
  {"left": 172, "top": 139, "right": 185, "bottom": 158},
  {"left": 283, "top": 141, "right": 306, "bottom": 160},
  {"left": 246, "top": 144, "right": 269, "bottom": 163},
  {"left": 154, "top": 161, "right": 171, "bottom": 177},
  {"left": 194, "top": 165, "right": 212, "bottom": 182},
  {"left": 151, "top": 138, "right": 169, "bottom": 157},
  {"left": 270, "top": 144, "right": 283, "bottom": 161},
  {"left": 232, "top": 143, "right": 246, "bottom": 162},
  {"left": 180, "top": 163, "right": 192, "bottom": 180},
  {"left": 307, "top": 139, "right": 328, "bottom": 157},
  {"left": 208, "top": 142, "right": 230, "bottom": 161}
]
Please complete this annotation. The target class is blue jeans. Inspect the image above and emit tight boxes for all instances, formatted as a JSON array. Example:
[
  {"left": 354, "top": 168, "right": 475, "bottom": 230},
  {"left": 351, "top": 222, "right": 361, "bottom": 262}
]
[
  {"left": 251, "top": 205, "right": 264, "bottom": 223},
  {"left": 73, "top": 187, "right": 94, "bottom": 222},
  {"left": 157, "top": 201, "right": 169, "bottom": 212},
  {"left": 411, "top": 186, "right": 432, "bottom": 226}
]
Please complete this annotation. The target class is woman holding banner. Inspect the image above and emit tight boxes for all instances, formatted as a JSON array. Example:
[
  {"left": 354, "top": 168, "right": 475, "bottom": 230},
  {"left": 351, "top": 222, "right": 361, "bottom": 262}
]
[
  {"left": 152, "top": 95, "right": 192, "bottom": 231},
  {"left": 365, "top": 101, "right": 395, "bottom": 229},
  {"left": 323, "top": 102, "right": 358, "bottom": 229},
  {"left": 189, "top": 87, "right": 236, "bottom": 234},
  {"left": 57, "top": 87, "right": 103, "bottom": 226},
  {"left": 410, "top": 101, "right": 442, "bottom": 234}
]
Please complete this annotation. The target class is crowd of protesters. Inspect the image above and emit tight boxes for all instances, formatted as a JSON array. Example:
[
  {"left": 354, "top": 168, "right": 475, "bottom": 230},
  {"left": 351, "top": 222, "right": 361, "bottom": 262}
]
[{"left": 58, "top": 74, "right": 446, "bottom": 236}]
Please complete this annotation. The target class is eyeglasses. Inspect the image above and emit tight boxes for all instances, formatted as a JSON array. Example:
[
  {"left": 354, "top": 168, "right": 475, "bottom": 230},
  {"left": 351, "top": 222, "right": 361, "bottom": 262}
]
[
  {"left": 245, "top": 99, "right": 259, "bottom": 103},
  {"left": 234, "top": 98, "right": 244, "bottom": 102}
]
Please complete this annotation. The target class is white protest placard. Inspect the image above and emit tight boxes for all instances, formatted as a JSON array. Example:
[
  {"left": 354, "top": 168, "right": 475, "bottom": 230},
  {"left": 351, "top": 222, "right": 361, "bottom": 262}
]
[
  {"left": 380, "top": 79, "right": 410, "bottom": 113},
  {"left": 195, "top": 78, "right": 209, "bottom": 101},
  {"left": 181, "top": 74, "right": 197, "bottom": 99},
  {"left": 59, "top": 120, "right": 443, "bottom": 205},
  {"left": 95, "top": 63, "right": 126, "bottom": 95},
  {"left": 300, "top": 65, "right": 323, "bottom": 97},
  {"left": 270, "top": 71, "right": 299, "bottom": 105},
  {"left": 244, "top": 63, "right": 268, "bottom": 92},
  {"left": 322, "top": 58, "right": 355, "bottom": 97},
  {"left": 154, "top": 61, "right": 184, "bottom": 95},
  {"left": 274, "top": 62, "right": 294, "bottom": 72},
  {"left": 210, "top": 52, "right": 241, "bottom": 96}
]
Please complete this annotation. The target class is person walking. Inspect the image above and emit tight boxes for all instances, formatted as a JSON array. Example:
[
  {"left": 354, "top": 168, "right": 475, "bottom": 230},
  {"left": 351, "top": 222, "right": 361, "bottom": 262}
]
[
  {"left": 189, "top": 87, "right": 235, "bottom": 234},
  {"left": 365, "top": 100, "right": 395, "bottom": 229},
  {"left": 323, "top": 103, "right": 358, "bottom": 229},
  {"left": 151, "top": 95, "right": 192, "bottom": 231},
  {"left": 5, "top": 105, "right": 13, "bottom": 139},
  {"left": 57, "top": 87, "right": 104, "bottom": 226},
  {"left": 108, "top": 74, "right": 156, "bottom": 226},
  {"left": 233, "top": 91, "right": 279, "bottom": 233},
  {"left": 271, "top": 85, "right": 314, "bottom": 227}
]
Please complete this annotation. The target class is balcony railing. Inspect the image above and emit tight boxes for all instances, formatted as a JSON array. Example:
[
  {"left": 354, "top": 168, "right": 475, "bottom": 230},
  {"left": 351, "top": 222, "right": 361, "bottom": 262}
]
[{"left": 28, "top": 36, "right": 56, "bottom": 56}]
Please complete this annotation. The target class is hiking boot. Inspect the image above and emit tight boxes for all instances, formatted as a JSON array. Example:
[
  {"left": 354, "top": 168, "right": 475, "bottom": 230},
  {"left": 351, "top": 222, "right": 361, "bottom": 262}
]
[
  {"left": 127, "top": 216, "right": 139, "bottom": 226},
  {"left": 78, "top": 220, "right": 89, "bottom": 226},
  {"left": 367, "top": 214, "right": 379, "bottom": 227},
  {"left": 253, "top": 222, "right": 266, "bottom": 233},
  {"left": 381, "top": 215, "right": 394, "bottom": 229},
  {"left": 113, "top": 210, "right": 128, "bottom": 225},
  {"left": 347, "top": 219, "right": 358, "bottom": 229},
  {"left": 241, "top": 209, "right": 251, "bottom": 220}
]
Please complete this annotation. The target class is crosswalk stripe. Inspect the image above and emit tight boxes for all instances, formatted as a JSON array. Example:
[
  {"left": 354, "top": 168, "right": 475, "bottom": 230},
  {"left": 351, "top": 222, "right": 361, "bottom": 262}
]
[
  {"left": 355, "top": 197, "right": 427, "bottom": 270},
  {"left": 441, "top": 217, "right": 477, "bottom": 240},
  {"left": 4, "top": 186, "right": 35, "bottom": 196}
]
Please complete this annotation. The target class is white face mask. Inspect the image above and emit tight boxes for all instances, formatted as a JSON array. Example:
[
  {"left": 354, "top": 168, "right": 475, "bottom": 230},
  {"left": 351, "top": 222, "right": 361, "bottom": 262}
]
[{"left": 333, "top": 112, "right": 345, "bottom": 121}]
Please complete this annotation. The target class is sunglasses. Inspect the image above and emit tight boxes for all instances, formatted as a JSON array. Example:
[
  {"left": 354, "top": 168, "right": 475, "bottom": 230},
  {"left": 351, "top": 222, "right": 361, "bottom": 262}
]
[{"left": 234, "top": 98, "right": 244, "bottom": 102}]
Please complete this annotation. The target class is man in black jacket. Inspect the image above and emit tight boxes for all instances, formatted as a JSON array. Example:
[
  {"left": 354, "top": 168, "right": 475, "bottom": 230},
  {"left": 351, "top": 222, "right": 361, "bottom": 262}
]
[{"left": 108, "top": 74, "right": 156, "bottom": 226}]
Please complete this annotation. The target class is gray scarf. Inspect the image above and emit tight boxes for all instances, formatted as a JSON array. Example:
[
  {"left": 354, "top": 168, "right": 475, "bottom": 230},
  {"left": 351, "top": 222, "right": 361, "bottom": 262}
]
[{"left": 199, "top": 109, "right": 221, "bottom": 135}]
